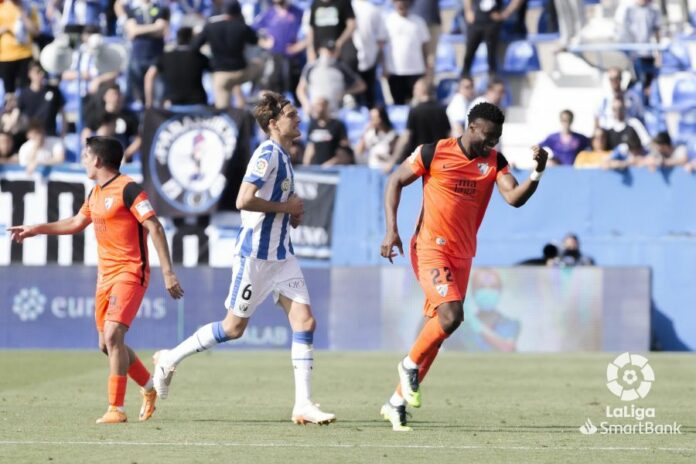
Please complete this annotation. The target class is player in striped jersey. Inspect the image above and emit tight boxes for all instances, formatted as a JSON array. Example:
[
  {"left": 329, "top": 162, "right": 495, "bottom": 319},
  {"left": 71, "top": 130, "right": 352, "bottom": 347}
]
[{"left": 153, "top": 92, "right": 336, "bottom": 425}]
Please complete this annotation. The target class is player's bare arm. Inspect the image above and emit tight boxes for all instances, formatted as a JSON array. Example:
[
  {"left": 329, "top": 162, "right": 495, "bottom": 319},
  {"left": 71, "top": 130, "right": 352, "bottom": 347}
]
[
  {"left": 7, "top": 213, "right": 92, "bottom": 243},
  {"left": 236, "top": 181, "right": 304, "bottom": 216},
  {"left": 142, "top": 217, "right": 184, "bottom": 300},
  {"left": 496, "top": 145, "right": 548, "bottom": 208},
  {"left": 381, "top": 160, "right": 420, "bottom": 263}
]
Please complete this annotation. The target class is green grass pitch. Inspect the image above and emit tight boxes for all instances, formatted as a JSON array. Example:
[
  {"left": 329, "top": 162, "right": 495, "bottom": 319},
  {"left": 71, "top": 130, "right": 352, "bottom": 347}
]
[{"left": 0, "top": 351, "right": 694, "bottom": 463}]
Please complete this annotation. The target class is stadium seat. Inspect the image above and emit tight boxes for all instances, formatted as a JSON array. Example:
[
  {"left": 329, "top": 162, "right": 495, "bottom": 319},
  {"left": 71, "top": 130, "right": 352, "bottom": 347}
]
[
  {"left": 439, "top": 0, "right": 461, "bottom": 10},
  {"left": 59, "top": 80, "right": 80, "bottom": 117},
  {"left": 340, "top": 107, "right": 370, "bottom": 147},
  {"left": 470, "top": 45, "right": 489, "bottom": 75},
  {"left": 435, "top": 40, "right": 458, "bottom": 74},
  {"left": 678, "top": 107, "right": 696, "bottom": 141},
  {"left": 387, "top": 105, "right": 410, "bottom": 133},
  {"left": 502, "top": 40, "right": 540, "bottom": 74},
  {"left": 643, "top": 108, "right": 667, "bottom": 136},
  {"left": 660, "top": 41, "right": 691, "bottom": 74},
  {"left": 671, "top": 75, "right": 696, "bottom": 110},
  {"left": 436, "top": 77, "right": 459, "bottom": 103},
  {"left": 63, "top": 133, "right": 81, "bottom": 163}
]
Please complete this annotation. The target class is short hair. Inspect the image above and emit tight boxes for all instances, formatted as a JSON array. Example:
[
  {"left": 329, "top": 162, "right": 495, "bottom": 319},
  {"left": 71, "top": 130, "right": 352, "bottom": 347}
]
[
  {"left": 467, "top": 102, "right": 505, "bottom": 126},
  {"left": 653, "top": 131, "right": 672, "bottom": 146},
  {"left": 487, "top": 77, "right": 505, "bottom": 90},
  {"left": 85, "top": 136, "right": 124, "bottom": 170},
  {"left": 253, "top": 91, "right": 291, "bottom": 134},
  {"left": 225, "top": 0, "right": 241, "bottom": 16},
  {"left": 98, "top": 112, "right": 119, "bottom": 127},
  {"left": 177, "top": 26, "right": 193, "bottom": 45},
  {"left": 28, "top": 60, "right": 44, "bottom": 73},
  {"left": 560, "top": 109, "right": 574, "bottom": 122},
  {"left": 26, "top": 119, "right": 46, "bottom": 134}
]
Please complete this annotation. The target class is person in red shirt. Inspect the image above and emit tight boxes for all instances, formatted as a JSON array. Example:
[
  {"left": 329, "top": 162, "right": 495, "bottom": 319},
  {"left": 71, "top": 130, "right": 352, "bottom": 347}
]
[
  {"left": 8, "top": 136, "right": 184, "bottom": 424},
  {"left": 379, "top": 102, "right": 548, "bottom": 431}
]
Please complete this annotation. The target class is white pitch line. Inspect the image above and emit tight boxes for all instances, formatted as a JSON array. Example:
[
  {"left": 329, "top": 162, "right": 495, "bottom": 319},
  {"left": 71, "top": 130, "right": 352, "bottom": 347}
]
[{"left": 0, "top": 441, "right": 693, "bottom": 452}]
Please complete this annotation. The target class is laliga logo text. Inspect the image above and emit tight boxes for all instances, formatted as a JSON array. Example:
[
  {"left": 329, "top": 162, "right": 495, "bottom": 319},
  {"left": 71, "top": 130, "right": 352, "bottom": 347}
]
[
  {"left": 12, "top": 287, "right": 46, "bottom": 321},
  {"left": 579, "top": 352, "right": 682, "bottom": 435}
]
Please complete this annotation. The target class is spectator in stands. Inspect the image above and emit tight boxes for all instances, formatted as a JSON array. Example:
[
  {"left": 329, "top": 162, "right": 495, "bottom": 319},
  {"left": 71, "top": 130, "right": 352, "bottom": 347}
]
[
  {"left": 296, "top": 41, "right": 365, "bottom": 116},
  {"left": 604, "top": 97, "right": 644, "bottom": 165},
  {"left": 410, "top": 0, "right": 441, "bottom": 79},
  {"left": 58, "top": 0, "right": 106, "bottom": 31},
  {"left": 615, "top": 0, "right": 661, "bottom": 99},
  {"left": 0, "top": 0, "right": 39, "bottom": 95},
  {"left": 93, "top": 111, "right": 119, "bottom": 136},
  {"left": 307, "top": 0, "right": 356, "bottom": 64},
  {"left": 303, "top": 96, "right": 353, "bottom": 166},
  {"left": 595, "top": 67, "right": 644, "bottom": 129},
  {"left": 17, "top": 119, "right": 65, "bottom": 173},
  {"left": 351, "top": 0, "right": 387, "bottom": 108},
  {"left": 470, "top": 76, "right": 507, "bottom": 110},
  {"left": 252, "top": 0, "right": 305, "bottom": 99},
  {"left": 383, "top": 0, "right": 430, "bottom": 105},
  {"left": 517, "top": 243, "right": 559, "bottom": 266},
  {"left": 83, "top": 84, "right": 140, "bottom": 161},
  {"left": 574, "top": 127, "right": 611, "bottom": 168},
  {"left": 0, "top": 131, "right": 18, "bottom": 164},
  {"left": 539, "top": 109, "right": 590, "bottom": 166},
  {"left": 0, "top": 94, "right": 23, "bottom": 145},
  {"left": 355, "top": 105, "right": 398, "bottom": 172},
  {"left": 641, "top": 131, "right": 688, "bottom": 171},
  {"left": 446, "top": 76, "right": 476, "bottom": 137},
  {"left": 553, "top": 233, "right": 594, "bottom": 266},
  {"left": 462, "top": 0, "right": 523, "bottom": 77},
  {"left": 18, "top": 61, "right": 66, "bottom": 137},
  {"left": 192, "top": 0, "right": 260, "bottom": 109},
  {"left": 61, "top": 27, "right": 120, "bottom": 97},
  {"left": 144, "top": 26, "right": 209, "bottom": 108},
  {"left": 124, "top": 0, "right": 170, "bottom": 105},
  {"left": 391, "top": 78, "right": 450, "bottom": 165},
  {"left": 554, "top": 0, "right": 585, "bottom": 51}
]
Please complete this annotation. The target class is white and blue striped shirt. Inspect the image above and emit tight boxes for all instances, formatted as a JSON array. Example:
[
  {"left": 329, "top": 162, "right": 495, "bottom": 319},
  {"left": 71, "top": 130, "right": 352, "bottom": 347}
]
[{"left": 235, "top": 139, "right": 295, "bottom": 260}]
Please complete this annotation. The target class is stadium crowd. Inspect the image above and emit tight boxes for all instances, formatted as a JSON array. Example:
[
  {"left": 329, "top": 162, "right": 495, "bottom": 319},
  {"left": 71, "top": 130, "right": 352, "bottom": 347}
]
[{"left": 1, "top": 0, "right": 696, "bottom": 173}]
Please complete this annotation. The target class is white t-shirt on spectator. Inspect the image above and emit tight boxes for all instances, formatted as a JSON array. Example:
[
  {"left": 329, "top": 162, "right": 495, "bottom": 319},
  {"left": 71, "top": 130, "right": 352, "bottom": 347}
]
[
  {"left": 446, "top": 93, "right": 475, "bottom": 133},
  {"left": 18, "top": 137, "right": 65, "bottom": 166},
  {"left": 384, "top": 12, "right": 429, "bottom": 76},
  {"left": 352, "top": 0, "right": 387, "bottom": 71},
  {"left": 358, "top": 127, "right": 397, "bottom": 170}
]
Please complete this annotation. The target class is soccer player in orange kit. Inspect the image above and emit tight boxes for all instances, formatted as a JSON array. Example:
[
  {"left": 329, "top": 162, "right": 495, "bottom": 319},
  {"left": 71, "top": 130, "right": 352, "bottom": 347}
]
[
  {"left": 8, "top": 136, "right": 184, "bottom": 424},
  {"left": 379, "top": 102, "right": 548, "bottom": 431}
]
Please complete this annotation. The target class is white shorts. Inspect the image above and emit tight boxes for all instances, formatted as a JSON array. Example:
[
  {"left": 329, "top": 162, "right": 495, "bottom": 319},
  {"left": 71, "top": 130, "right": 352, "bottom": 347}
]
[{"left": 224, "top": 254, "right": 310, "bottom": 318}]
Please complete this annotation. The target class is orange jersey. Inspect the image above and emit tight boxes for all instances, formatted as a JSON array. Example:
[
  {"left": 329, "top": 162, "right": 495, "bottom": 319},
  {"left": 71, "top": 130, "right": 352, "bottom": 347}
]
[
  {"left": 408, "top": 138, "right": 510, "bottom": 258},
  {"left": 79, "top": 174, "right": 156, "bottom": 287}
]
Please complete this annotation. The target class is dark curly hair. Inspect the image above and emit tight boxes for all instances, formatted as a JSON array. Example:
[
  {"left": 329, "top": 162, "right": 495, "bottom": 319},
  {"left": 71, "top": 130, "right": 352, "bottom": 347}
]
[
  {"left": 467, "top": 102, "right": 505, "bottom": 127},
  {"left": 254, "top": 91, "right": 291, "bottom": 134}
]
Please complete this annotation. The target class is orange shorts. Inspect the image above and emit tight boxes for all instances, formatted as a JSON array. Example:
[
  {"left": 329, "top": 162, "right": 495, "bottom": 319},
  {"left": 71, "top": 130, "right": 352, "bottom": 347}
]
[
  {"left": 411, "top": 238, "right": 472, "bottom": 317},
  {"left": 95, "top": 281, "right": 146, "bottom": 331}
]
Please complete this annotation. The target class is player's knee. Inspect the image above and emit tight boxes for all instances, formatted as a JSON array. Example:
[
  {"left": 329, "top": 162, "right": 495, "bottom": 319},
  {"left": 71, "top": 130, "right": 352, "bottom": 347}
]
[
  {"left": 98, "top": 342, "right": 108, "bottom": 355},
  {"left": 439, "top": 302, "right": 464, "bottom": 334}
]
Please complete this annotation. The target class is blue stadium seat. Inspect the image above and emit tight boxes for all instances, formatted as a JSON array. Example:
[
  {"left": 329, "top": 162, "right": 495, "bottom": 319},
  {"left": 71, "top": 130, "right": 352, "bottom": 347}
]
[
  {"left": 470, "top": 45, "right": 489, "bottom": 75},
  {"left": 387, "top": 105, "right": 410, "bottom": 133},
  {"left": 436, "top": 77, "right": 459, "bottom": 103},
  {"left": 340, "top": 107, "right": 370, "bottom": 147},
  {"left": 63, "top": 133, "right": 81, "bottom": 163},
  {"left": 439, "top": 0, "right": 461, "bottom": 10},
  {"left": 59, "top": 80, "right": 80, "bottom": 117},
  {"left": 643, "top": 108, "right": 666, "bottom": 136},
  {"left": 502, "top": 40, "right": 540, "bottom": 74},
  {"left": 660, "top": 41, "right": 691, "bottom": 74},
  {"left": 671, "top": 75, "right": 696, "bottom": 109},
  {"left": 435, "top": 39, "right": 458, "bottom": 74},
  {"left": 678, "top": 107, "right": 696, "bottom": 141}
]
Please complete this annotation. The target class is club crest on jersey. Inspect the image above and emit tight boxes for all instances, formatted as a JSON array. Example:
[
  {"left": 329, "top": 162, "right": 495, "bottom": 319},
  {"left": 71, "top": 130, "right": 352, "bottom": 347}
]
[
  {"left": 477, "top": 162, "right": 489, "bottom": 175},
  {"left": 281, "top": 178, "right": 292, "bottom": 192},
  {"left": 104, "top": 197, "right": 114, "bottom": 210},
  {"left": 436, "top": 284, "right": 449, "bottom": 297}
]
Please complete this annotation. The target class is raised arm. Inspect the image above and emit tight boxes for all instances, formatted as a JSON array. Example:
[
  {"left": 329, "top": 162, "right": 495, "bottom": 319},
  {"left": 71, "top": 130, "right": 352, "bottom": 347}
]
[
  {"left": 380, "top": 160, "right": 420, "bottom": 263},
  {"left": 141, "top": 216, "right": 184, "bottom": 299},
  {"left": 8, "top": 213, "right": 91, "bottom": 242},
  {"left": 496, "top": 145, "right": 548, "bottom": 208}
]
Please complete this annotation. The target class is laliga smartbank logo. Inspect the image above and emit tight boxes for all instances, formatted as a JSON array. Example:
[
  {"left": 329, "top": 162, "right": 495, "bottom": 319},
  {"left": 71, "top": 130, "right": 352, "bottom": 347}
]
[{"left": 579, "top": 352, "right": 682, "bottom": 435}]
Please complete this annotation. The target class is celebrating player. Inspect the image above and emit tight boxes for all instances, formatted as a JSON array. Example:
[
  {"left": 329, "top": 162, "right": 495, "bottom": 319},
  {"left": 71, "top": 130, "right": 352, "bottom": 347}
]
[
  {"left": 379, "top": 102, "right": 548, "bottom": 431},
  {"left": 8, "top": 136, "right": 184, "bottom": 424},
  {"left": 152, "top": 92, "right": 336, "bottom": 426}
]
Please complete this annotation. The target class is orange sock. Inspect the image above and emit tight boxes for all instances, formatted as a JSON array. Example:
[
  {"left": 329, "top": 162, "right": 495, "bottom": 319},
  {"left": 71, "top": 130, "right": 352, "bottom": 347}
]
[
  {"left": 127, "top": 355, "right": 151, "bottom": 387},
  {"left": 408, "top": 315, "right": 448, "bottom": 365},
  {"left": 395, "top": 344, "right": 441, "bottom": 397},
  {"left": 108, "top": 375, "right": 127, "bottom": 407}
]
